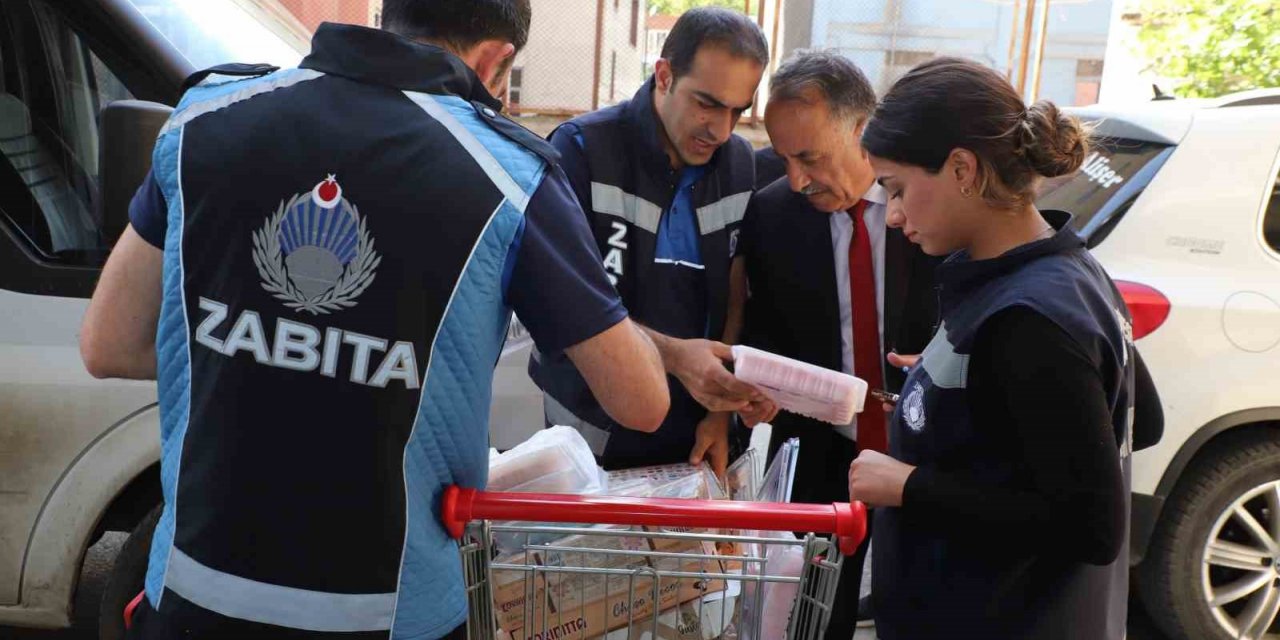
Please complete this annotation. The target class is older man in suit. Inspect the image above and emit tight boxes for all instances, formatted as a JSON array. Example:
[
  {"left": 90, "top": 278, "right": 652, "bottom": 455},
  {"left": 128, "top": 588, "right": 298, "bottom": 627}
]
[{"left": 728, "top": 50, "right": 940, "bottom": 639}]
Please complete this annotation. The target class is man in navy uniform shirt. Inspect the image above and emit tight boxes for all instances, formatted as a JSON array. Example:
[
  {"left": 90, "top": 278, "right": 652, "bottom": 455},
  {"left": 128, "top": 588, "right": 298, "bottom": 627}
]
[
  {"left": 529, "top": 8, "right": 777, "bottom": 476},
  {"left": 80, "top": 1, "right": 669, "bottom": 638}
]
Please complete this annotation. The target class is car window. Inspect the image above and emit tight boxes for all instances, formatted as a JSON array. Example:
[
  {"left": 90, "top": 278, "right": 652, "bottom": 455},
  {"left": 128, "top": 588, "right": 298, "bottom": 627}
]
[
  {"left": 124, "top": 0, "right": 308, "bottom": 71},
  {"left": 1265, "top": 157, "right": 1280, "bottom": 255},
  {"left": 0, "top": 0, "right": 133, "bottom": 265},
  {"left": 1037, "top": 136, "right": 1175, "bottom": 248}
]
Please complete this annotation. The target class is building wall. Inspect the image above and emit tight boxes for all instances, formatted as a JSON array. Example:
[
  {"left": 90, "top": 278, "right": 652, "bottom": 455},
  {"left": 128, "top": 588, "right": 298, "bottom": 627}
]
[
  {"left": 597, "top": 0, "right": 648, "bottom": 108},
  {"left": 646, "top": 29, "right": 670, "bottom": 67},
  {"left": 1034, "top": 0, "right": 1113, "bottom": 106},
  {"left": 792, "top": 0, "right": 1111, "bottom": 106},
  {"left": 510, "top": 0, "right": 646, "bottom": 114},
  {"left": 781, "top": 0, "right": 815, "bottom": 63},
  {"left": 512, "top": 0, "right": 597, "bottom": 113},
  {"left": 277, "top": 0, "right": 376, "bottom": 33}
]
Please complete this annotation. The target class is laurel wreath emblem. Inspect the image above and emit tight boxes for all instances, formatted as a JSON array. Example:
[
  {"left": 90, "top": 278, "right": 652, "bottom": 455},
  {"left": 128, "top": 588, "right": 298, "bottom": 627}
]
[{"left": 251, "top": 193, "right": 381, "bottom": 315}]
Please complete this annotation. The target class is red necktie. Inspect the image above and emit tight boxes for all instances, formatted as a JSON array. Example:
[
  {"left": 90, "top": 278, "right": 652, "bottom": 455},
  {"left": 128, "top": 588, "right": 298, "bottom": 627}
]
[{"left": 849, "top": 200, "right": 887, "bottom": 453}]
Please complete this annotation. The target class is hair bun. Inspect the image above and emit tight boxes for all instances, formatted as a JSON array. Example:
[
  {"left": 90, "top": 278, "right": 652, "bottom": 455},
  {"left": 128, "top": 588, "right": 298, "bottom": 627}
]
[{"left": 1022, "top": 100, "right": 1089, "bottom": 178}]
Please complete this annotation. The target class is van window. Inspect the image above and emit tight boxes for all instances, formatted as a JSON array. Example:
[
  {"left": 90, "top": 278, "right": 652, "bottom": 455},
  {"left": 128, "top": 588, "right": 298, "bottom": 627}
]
[
  {"left": 0, "top": 0, "right": 132, "bottom": 265},
  {"left": 1037, "top": 137, "right": 1175, "bottom": 248}
]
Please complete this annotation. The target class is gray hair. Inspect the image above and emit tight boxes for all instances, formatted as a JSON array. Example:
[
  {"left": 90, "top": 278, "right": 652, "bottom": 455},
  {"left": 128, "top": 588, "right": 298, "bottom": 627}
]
[{"left": 769, "top": 49, "right": 876, "bottom": 124}]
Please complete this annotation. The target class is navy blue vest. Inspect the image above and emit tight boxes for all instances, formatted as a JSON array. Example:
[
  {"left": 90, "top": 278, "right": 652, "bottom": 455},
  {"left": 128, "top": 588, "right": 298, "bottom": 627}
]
[
  {"left": 528, "top": 79, "right": 755, "bottom": 465},
  {"left": 145, "top": 24, "right": 555, "bottom": 638},
  {"left": 874, "top": 211, "right": 1134, "bottom": 639}
]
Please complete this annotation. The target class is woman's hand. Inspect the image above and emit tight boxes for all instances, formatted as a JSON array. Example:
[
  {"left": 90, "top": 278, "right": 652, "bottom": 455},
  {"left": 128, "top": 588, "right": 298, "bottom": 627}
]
[
  {"left": 886, "top": 352, "right": 920, "bottom": 370},
  {"left": 848, "top": 450, "right": 916, "bottom": 507},
  {"left": 883, "top": 352, "right": 921, "bottom": 411}
]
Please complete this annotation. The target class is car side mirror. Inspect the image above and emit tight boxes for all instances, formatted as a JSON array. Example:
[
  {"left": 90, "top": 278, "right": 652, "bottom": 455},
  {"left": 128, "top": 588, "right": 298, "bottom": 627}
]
[{"left": 98, "top": 100, "right": 172, "bottom": 245}]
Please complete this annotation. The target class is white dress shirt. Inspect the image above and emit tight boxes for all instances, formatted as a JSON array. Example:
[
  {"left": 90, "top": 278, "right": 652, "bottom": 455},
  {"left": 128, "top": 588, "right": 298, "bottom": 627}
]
[{"left": 829, "top": 183, "right": 888, "bottom": 440}]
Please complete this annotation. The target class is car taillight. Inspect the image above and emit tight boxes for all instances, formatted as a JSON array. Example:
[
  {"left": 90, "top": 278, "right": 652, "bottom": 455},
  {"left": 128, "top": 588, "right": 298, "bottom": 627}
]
[{"left": 1116, "top": 280, "right": 1170, "bottom": 340}]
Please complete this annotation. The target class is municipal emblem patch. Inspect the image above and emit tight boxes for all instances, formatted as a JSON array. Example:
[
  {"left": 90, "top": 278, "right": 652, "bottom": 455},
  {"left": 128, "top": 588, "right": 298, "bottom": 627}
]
[
  {"left": 904, "top": 382, "right": 927, "bottom": 433},
  {"left": 251, "top": 175, "right": 381, "bottom": 315}
]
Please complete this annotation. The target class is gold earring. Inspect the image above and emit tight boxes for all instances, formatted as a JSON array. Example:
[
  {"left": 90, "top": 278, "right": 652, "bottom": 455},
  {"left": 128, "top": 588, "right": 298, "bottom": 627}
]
[{"left": 961, "top": 186, "right": 973, "bottom": 197}]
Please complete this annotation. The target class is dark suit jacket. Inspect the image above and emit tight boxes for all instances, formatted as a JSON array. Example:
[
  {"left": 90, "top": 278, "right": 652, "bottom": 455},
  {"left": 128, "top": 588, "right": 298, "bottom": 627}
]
[
  {"left": 739, "top": 178, "right": 942, "bottom": 505},
  {"left": 754, "top": 147, "right": 787, "bottom": 189}
]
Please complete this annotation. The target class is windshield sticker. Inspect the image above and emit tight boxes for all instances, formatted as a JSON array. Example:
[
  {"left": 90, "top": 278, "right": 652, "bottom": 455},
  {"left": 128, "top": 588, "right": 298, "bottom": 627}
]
[{"left": 1080, "top": 152, "right": 1126, "bottom": 189}]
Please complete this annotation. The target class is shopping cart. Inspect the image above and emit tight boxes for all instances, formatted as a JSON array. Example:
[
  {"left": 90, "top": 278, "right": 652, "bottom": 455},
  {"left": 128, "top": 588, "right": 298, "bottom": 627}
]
[{"left": 442, "top": 486, "right": 868, "bottom": 640}]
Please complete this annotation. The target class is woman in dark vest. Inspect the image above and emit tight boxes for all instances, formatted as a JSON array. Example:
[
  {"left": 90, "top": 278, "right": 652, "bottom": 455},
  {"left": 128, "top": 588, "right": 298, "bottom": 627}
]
[{"left": 846, "top": 57, "right": 1134, "bottom": 639}]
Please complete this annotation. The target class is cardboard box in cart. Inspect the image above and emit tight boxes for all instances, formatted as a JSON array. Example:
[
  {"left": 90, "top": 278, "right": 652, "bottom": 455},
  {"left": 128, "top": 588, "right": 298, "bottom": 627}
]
[
  {"left": 492, "top": 557, "right": 549, "bottom": 632},
  {"left": 492, "top": 530, "right": 729, "bottom": 640}
]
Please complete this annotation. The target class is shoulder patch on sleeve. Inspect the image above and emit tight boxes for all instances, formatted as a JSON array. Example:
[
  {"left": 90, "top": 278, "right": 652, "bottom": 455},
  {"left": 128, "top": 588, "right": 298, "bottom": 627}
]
[
  {"left": 470, "top": 100, "right": 560, "bottom": 166},
  {"left": 182, "top": 63, "right": 281, "bottom": 92}
]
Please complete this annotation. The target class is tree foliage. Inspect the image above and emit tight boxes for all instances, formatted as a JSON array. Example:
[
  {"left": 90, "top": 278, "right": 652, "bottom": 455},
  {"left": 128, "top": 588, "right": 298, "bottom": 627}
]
[{"left": 1132, "top": 0, "right": 1280, "bottom": 98}]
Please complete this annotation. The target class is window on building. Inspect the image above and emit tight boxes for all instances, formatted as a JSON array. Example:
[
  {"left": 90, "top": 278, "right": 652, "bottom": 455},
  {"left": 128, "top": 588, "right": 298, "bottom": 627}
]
[
  {"left": 1265, "top": 163, "right": 1280, "bottom": 254},
  {"left": 1075, "top": 59, "right": 1104, "bottom": 106}
]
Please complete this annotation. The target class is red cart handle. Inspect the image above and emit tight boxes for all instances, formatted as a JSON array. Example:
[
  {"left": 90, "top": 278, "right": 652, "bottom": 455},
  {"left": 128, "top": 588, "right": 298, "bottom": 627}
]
[{"left": 442, "top": 486, "right": 867, "bottom": 556}]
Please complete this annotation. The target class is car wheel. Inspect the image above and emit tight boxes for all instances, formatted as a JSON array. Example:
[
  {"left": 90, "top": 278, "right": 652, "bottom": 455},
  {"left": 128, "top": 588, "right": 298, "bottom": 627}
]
[
  {"left": 1139, "top": 431, "right": 1280, "bottom": 640},
  {"left": 98, "top": 503, "right": 160, "bottom": 640}
]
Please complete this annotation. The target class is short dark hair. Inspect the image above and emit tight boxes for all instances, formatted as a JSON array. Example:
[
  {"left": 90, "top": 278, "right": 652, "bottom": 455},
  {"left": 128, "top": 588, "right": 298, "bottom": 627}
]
[
  {"left": 863, "top": 56, "right": 1089, "bottom": 209},
  {"left": 660, "top": 7, "right": 769, "bottom": 80},
  {"left": 381, "top": 0, "right": 532, "bottom": 52},
  {"left": 769, "top": 49, "right": 876, "bottom": 124}
]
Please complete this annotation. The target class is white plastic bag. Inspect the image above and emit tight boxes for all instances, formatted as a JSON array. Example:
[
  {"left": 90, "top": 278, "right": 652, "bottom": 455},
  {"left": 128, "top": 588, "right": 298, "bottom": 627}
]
[
  {"left": 487, "top": 427, "right": 608, "bottom": 557},
  {"left": 487, "top": 425, "right": 606, "bottom": 495}
]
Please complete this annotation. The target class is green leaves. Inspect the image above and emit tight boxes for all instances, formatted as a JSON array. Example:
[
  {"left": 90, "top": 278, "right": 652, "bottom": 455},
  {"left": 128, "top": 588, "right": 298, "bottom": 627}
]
[{"left": 1132, "top": 0, "right": 1280, "bottom": 98}]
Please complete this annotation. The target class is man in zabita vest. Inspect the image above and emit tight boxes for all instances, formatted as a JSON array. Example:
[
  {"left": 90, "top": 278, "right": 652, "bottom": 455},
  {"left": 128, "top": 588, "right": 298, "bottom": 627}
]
[
  {"left": 79, "top": 1, "right": 670, "bottom": 638},
  {"left": 529, "top": 7, "right": 778, "bottom": 476}
]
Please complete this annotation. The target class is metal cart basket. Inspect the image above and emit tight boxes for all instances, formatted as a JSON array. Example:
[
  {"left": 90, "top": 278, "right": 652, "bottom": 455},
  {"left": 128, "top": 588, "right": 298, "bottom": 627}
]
[{"left": 442, "top": 486, "right": 867, "bottom": 640}]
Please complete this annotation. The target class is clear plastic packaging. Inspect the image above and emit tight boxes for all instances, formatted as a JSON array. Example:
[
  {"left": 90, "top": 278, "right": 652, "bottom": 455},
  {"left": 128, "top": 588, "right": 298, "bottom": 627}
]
[
  {"left": 606, "top": 461, "right": 726, "bottom": 499},
  {"left": 756, "top": 438, "right": 800, "bottom": 503},
  {"left": 740, "top": 534, "right": 805, "bottom": 640},
  {"left": 737, "top": 438, "right": 803, "bottom": 640},
  {"left": 725, "top": 448, "right": 762, "bottom": 502},
  {"left": 731, "top": 345, "right": 867, "bottom": 425}
]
